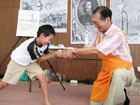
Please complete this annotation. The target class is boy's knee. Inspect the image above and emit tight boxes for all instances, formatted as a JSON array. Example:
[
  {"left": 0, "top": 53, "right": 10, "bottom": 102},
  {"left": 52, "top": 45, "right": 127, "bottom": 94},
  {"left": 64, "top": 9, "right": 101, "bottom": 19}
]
[{"left": 36, "top": 73, "right": 46, "bottom": 83}]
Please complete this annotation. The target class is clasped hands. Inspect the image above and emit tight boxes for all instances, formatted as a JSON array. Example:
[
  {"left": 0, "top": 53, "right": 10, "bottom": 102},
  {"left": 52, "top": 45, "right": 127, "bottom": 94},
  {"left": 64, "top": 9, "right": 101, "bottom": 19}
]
[{"left": 54, "top": 49, "right": 75, "bottom": 59}]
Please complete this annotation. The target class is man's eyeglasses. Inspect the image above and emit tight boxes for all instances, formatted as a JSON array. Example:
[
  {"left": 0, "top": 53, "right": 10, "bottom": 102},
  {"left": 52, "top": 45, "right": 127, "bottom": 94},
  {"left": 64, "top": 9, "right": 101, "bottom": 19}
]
[{"left": 93, "top": 19, "right": 105, "bottom": 25}]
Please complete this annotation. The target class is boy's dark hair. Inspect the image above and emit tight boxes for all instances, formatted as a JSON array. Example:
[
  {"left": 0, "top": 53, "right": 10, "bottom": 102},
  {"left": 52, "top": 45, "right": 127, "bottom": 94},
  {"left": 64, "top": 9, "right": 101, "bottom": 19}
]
[
  {"left": 92, "top": 6, "right": 112, "bottom": 21},
  {"left": 37, "top": 24, "right": 55, "bottom": 37}
]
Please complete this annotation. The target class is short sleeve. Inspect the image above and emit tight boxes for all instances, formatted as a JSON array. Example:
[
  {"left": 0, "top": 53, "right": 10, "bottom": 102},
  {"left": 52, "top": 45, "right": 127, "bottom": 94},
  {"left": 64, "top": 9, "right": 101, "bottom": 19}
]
[{"left": 96, "top": 32, "right": 124, "bottom": 55}]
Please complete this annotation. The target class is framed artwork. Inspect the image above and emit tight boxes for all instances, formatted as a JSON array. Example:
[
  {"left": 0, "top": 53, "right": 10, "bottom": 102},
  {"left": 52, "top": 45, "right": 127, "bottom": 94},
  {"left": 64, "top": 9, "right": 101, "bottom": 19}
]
[
  {"left": 71, "top": 0, "right": 106, "bottom": 44},
  {"left": 20, "top": 0, "right": 68, "bottom": 33},
  {"left": 110, "top": 0, "right": 140, "bottom": 44},
  {"left": 16, "top": 10, "right": 40, "bottom": 37}
]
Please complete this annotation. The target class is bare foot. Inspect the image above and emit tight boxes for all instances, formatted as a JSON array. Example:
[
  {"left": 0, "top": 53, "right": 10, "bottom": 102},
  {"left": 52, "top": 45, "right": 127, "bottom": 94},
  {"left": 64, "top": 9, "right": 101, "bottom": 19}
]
[{"left": 44, "top": 101, "right": 51, "bottom": 105}]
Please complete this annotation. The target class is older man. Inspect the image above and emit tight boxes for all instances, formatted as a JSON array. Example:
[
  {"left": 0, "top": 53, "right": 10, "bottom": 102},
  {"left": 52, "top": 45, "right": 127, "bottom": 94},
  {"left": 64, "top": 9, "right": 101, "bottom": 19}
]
[{"left": 63, "top": 6, "right": 136, "bottom": 105}]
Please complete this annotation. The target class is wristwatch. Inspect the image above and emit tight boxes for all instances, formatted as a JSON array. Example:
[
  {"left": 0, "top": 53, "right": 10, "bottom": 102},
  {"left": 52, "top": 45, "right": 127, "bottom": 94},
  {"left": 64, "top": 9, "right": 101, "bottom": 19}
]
[{"left": 72, "top": 48, "right": 76, "bottom": 56}]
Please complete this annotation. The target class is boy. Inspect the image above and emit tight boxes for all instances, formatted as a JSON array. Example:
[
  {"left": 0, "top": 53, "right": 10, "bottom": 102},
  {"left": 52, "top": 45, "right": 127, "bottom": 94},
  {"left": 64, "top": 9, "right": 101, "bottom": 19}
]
[{"left": 0, "top": 24, "right": 61, "bottom": 105}]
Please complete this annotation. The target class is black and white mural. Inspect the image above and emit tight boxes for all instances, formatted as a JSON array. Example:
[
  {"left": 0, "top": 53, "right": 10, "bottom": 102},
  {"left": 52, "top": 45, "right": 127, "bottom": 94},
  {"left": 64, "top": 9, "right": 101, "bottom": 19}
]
[
  {"left": 20, "top": 0, "right": 68, "bottom": 32},
  {"left": 71, "top": 0, "right": 106, "bottom": 44},
  {"left": 110, "top": 0, "right": 140, "bottom": 44}
]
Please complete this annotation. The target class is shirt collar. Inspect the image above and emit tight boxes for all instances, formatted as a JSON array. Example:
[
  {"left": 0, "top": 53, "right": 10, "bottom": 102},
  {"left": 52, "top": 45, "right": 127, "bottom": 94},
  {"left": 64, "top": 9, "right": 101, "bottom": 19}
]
[
  {"left": 34, "top": 38, "right": 42, "bottom": 47},
  {"left": 104, "top": 23, "right": 115, "bottom": 36}
]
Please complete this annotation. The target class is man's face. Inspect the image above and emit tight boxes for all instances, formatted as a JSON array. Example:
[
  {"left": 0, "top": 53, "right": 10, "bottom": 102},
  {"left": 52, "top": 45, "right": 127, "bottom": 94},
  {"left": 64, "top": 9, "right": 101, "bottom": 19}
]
[{"left": 92, "top": 12, "right": 108, "bottom": 33}]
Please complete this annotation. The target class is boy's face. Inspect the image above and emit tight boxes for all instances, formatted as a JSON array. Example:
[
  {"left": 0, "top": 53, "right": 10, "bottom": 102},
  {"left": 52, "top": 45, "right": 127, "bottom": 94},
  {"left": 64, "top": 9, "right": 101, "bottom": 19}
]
[{"left": 40, "top": 33, "right": 54, "bottom": 45}]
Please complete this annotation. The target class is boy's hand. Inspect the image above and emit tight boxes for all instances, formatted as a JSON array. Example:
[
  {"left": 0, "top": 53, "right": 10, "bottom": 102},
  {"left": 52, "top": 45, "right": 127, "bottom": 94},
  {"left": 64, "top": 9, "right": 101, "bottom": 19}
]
[{"left": 54, "top": 50, "right": 63, "bottom": 58}]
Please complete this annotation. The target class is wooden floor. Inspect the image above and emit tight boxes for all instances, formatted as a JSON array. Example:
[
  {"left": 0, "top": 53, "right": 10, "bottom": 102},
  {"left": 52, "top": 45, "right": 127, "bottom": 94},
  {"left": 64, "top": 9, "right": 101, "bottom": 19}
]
[{"left": 0, "top": 81, "right": 139, "bottom": 105}]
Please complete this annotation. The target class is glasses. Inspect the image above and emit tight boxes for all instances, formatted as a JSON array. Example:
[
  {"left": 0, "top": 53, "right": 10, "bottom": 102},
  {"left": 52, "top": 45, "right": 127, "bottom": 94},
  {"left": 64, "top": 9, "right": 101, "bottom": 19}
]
[{"left": 93, "top": 19, "right": 105, "bottom": 26}]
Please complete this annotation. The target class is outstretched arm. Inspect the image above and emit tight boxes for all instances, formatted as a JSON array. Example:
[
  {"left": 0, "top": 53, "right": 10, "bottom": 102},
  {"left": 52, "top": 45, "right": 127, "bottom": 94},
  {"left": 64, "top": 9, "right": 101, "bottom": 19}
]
[
  {"left": 37, "top": 50, "right": 62, "bottom": 62},
  {"left": 62, "top": 46, "right": 100, "bottom": 59}
]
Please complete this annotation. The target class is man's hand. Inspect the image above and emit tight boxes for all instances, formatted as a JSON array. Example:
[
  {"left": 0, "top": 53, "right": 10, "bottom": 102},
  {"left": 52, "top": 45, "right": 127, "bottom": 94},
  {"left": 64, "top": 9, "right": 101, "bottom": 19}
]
[{"left": 62, "top": 49, "right": 74, "bottom": 59}]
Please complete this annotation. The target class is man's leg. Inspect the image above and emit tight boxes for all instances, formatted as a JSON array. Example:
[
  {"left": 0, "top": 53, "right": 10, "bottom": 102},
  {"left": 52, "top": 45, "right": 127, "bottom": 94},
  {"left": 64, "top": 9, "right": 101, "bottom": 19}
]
[
  {"left": 123, "top": 88, "right": 130, "bottom": 105},
  {"left": 90, "top": 100, "right": 104, "bottom": 105},
  {"left": 36, "top": 73, "right": 51, "bottom": 105},
  {"left": 104, "top": 69, "right": 136, "bottom": 105}
]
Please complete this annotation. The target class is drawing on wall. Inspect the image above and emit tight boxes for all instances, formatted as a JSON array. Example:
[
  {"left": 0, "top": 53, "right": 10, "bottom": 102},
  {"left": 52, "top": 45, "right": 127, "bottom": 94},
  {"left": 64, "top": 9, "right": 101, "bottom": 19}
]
[
  {"left": 71, "top": 0, "right": 106, "bottom": 44},
  {"left": 110, "top": 0, "right": 140, "bottom": 44},
  {"left": 16, "top": 10, "right": 40, "bottom": 37},
  {"left": 20, "top": 0, "right": 68, "bottom": 32}
]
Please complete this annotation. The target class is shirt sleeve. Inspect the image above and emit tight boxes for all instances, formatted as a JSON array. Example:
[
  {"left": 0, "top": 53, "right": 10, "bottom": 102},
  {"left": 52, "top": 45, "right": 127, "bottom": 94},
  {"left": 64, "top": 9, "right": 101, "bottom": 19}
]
[
  {"left": 27, "top": 42, "right": 41, "bottom": 60},
  {"left": 96, "top": 32, "right": 124, "bottom": 55}
]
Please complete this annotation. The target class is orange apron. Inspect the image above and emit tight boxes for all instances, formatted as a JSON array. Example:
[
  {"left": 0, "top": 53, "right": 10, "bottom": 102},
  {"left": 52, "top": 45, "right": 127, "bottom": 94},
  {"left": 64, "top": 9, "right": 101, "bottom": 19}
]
[{"left": 90, "top": 31, "right": 132, "bottom": 101}]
